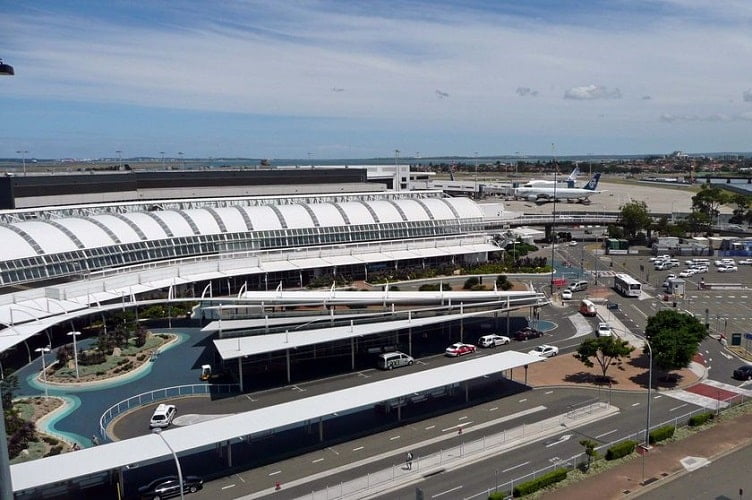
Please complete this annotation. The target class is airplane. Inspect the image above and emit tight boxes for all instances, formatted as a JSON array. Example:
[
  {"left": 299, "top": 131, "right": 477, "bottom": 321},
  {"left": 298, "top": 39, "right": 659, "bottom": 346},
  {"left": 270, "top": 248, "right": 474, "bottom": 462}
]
[
  {"left": 520, "top": 167, "right": 579, "bottom": 188},
  {"left": 514, "top": 173, "right": 602, "bottom": 205}
]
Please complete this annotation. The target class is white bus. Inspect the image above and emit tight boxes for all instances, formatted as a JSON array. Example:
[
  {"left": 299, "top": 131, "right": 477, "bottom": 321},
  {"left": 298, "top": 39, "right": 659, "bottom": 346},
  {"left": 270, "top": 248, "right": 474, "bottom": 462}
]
[{"left": 613, "top": 273, "right": 642, "bottom": 297}]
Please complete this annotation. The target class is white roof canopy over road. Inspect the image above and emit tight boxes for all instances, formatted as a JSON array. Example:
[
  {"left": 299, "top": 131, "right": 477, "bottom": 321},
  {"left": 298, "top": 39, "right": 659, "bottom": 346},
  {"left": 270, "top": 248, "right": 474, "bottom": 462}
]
[
  {"left": 11, "top": 351, "right": 542, "bottom": 492},
  {"left": 213, "top": 296, "right": 545, "bottom": 360}
]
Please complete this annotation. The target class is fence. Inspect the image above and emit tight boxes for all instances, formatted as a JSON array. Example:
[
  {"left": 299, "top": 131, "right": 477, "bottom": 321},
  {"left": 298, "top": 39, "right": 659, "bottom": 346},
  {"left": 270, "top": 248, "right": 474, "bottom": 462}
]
[
  {"left": 302, "top": 394, "right": 750, "bottom": 500},
  {"left": 98, "top": 383, "right": 239, "bottom": 440}
]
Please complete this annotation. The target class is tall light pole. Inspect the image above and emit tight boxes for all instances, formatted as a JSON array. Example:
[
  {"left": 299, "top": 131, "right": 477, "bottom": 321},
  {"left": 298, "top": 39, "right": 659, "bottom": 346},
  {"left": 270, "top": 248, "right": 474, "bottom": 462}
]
[
  {"left": 550, "top": 144, "right": 558, "bottom": 293},
  {"left": 160, "top": 152, "right": 166, "bottom": 170},
  {"left": 178, "top": 151, "right": 184, "bottom": 170},
  {"left": 16, "top": 150, "right": 29, "bottom": 176},
  {"left": 153, "top": 428, "right": 184, "bottom": 500},
  {"left": 67, "top": 331, "right": 81, "bottom": 379},
  {"left": 34, "top": 346, "right": 51, "bottom": 397},
  {"left": 474, "top": 151, "right": 479, "bottom": 198},
  {"left": 394, "top": 149, "right": 400, "bottom": 191},
  {"left": 116, "top": 150, "right": 122, "bottom": 171},
  {"left": 633, "top": 332, "right": 653, "bottom": 483}
]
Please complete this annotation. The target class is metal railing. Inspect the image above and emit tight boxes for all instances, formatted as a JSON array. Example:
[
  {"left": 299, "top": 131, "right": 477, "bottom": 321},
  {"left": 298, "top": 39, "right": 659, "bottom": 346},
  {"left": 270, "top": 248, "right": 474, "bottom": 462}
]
[{"left": 98, "top": 383, "right": 240, "bottom": 440}]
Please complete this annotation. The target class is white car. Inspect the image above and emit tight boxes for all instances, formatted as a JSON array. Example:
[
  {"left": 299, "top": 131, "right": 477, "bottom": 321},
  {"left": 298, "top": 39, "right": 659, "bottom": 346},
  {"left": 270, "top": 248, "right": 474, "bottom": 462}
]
[
  {"left": 569, "top": 240, "right": 577, "bottom": 246},
  {"left": 478, "top": 334, "right": 511, "bottom": 348},
  {"left": 561, "top": 289, "right": 573, "bottom": 300},
  {"left": 596, "top": 322, "right": 613, "bottom": 337},
  {"left": 678, "top": 269, "right": 695, "bottom": 278},
  {"left": 691, "top": 266, "right": 708, "bottom": 273},
  {"left": 739, "top": 259, "right": 752, "bottom": 265},
  {"left": 149, "top": 404, "right": 177, "bottom": 428},
  {"left": 528, "top": 344, "right": 559, "bottom": 358},
  {"left": 718, "top": 265, "right": 738, "bottom": 272}
]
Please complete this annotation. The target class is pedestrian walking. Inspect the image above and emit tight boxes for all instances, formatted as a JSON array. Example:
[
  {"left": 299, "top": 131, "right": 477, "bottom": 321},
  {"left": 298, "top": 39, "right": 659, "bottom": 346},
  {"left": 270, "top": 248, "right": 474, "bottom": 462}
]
[{"left": 405, "top": 451, "right": 413, "bottom": 470}]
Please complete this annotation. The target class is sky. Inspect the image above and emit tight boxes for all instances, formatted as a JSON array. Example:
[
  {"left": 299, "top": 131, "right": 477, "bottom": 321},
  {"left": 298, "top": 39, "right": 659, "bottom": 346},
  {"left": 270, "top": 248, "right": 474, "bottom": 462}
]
[{"left": 2, "top": 0, "right": 752, "bottom": 160}]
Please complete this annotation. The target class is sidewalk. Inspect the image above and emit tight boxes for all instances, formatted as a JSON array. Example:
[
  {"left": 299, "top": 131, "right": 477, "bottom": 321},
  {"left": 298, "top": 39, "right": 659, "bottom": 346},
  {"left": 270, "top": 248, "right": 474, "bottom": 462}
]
[{"left": 543, "top": 408, "right": 752, "bottom": 499}]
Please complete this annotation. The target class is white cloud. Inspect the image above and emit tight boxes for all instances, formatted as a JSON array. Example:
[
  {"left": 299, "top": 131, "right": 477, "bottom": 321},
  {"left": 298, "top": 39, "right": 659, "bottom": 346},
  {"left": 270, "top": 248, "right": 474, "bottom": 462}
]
[
  {"left": 564, "top": 85, "right": 622, "bottom": 100},
  {"left": 6, "top": 1, "right": 752, "bottom": 156},
  {"left": 515, "top": 87, "right": 539, "bottom": 97}
]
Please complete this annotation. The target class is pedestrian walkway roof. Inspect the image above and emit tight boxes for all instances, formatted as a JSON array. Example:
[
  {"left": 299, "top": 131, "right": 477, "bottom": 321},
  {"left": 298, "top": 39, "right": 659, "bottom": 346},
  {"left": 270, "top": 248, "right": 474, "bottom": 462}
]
[
  {"left": 10, "top": 350, "right": 542, "bottom": 492},
  {"left": 213, "top": 295, "right": 545, "bottom": 360}
]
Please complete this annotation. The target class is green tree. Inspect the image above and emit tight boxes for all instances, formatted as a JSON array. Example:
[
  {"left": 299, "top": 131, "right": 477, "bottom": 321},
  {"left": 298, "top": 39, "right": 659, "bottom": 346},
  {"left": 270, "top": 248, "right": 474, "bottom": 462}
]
[
  {"left": 580, "top": 439, "right": 599, "bottom": 470},
  {"left": 691, "top": 185, "right": 731, "bottom": 225},
  {"left": 645, "top": 309, "right": 706, "bottom": 375},
  {"left": 574, "top": 337, "right": 635, "bottom": 381},
  {"left": 618, "top": 200, "right": 652, "bottom": 240}
]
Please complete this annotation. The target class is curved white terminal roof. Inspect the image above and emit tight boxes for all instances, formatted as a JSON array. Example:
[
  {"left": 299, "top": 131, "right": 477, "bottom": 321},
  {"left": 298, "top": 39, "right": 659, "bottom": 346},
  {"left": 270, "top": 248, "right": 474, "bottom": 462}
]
[{"left": 0, "top": 197, "right": 483, "bottom": 261}]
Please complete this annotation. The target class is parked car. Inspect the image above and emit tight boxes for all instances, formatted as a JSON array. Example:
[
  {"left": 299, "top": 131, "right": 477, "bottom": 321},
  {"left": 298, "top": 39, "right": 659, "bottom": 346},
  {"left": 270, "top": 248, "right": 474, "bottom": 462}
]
[
  {"left": 739, "top": 258, "right": 752, "bottom": 265},
  {"left": 678, "top": 269, "right": 695, "bottom": 278},
  {"left": 445, "top": 342, "right": 477, "bottom": 357},
  {"left": 527, "top": 344, "right": 559, "bottom": 358},
  {"left": 138, "top": 475, "right": 204, "bottom": 499},
  {"left": 718, "top": 265, "right": 738, "bottom": 272},
  {"left": 149, "top": 404, "right": 176, "bottom": 428},
  {"left": 569, "top": 240, "right": 577, "bottom": 246},
  {"left": 513, "top": 327, "right": 543, "bottom": 341},
  {"left": 478, "top": 334, "right": 510, "bottom": 348},
  {"left": 596, "top": 322, "right": 613, "bottom": 337},
  {"left": 733, "top": 365, "right": 752, "bottom": 380},
  {"left": 691, "top": 265, "right": 708, "bottom": 273},
  {"left": 561, "top": 289, "right": 573, "bottom": 300}
]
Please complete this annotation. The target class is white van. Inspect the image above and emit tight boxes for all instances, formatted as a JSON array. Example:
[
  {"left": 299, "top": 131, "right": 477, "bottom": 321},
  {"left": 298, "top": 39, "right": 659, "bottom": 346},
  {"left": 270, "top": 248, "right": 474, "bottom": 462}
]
[
  {"left": 569, "top": 280, "right": 589, "bottom": 292},
  {"left": 149, "top": 404, "right": 176, "bottom": 428},
  {"left": 377, "top": 351, "right": 414, "bottom": 370}
]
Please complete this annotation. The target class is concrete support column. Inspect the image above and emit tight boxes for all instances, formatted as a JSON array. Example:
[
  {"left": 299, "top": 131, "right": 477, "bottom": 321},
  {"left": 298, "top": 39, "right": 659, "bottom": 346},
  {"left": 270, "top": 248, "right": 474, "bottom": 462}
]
[
  {"left": 286, "top": 349, "right": 291, "bottom": 384},
  {"left": 238, "top": 357, "right": 244, "bottom": 393}
]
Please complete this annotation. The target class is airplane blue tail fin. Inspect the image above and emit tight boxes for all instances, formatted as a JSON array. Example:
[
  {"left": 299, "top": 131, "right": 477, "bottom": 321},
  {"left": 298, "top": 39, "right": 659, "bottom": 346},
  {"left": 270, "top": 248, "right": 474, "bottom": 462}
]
[{"left": 583, "top": 173, "right": 601, "bottom": 190}]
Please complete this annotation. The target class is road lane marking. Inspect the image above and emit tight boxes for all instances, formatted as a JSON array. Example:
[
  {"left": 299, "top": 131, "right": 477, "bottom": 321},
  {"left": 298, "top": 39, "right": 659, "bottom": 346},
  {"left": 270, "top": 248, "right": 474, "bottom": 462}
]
[
  {"left": 595, "top": 429, "right": 617, "bottom": 439},
  {"left": 441, "top": 422, "right": 473, "bottom": 432},
  {"left": 488, "top": 407, "right": 498, "bottom": 412},
  {"left": 221, "top": 485, "right": 236, "bottom": 490},
  {"left": 312, "top": 458, "right": 324, "bottom": 463},
  {"left": 670, "top": 403, "right": 688, "bottom": 412},
  {"left": 519, "top": 399, "right": 528, "bottom": 403},
  {"left": 459, "top": 416, "right": 468, "bottom": 420},
  {"left": 327, "top": 447, "right": 339, "bottom": 455},
  {"left": 432, "top": 485, "right": 462, "bottom": 498},
  {"left": 352, "top": 446, "right": 364, "bottom": 452},
  {"left": 632, "top": 403, "right": 640, "bottom": 407},
  {"left": 425, "top": 425, "right": 435, "bottom": 430},
  {"left": 545, "top": 391, "right": 554, "bottom": 395},
  {"left": 390, "top": 435, "right": 401, "bottom": 440},
  {"left": 269, "top": 471, "right": 281, "bottom": 476},
  {"left": 234, "top": 474, "right": 246, "bottom": 483},
  {"left": 503, "top": 461, "right": 530, "bottom": 473}
]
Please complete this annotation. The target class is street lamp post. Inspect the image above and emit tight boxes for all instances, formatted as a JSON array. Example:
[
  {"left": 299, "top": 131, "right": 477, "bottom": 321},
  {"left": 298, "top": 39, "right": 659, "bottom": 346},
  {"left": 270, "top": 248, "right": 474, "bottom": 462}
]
[
  {"left": 160, "top": 152, "right": 165, "bottom": 169},
  {"left": 34, "top": 346, "right": 51, "bottom": 397},
  {"left": 67, "top": 331, "right": 81, "bottom": 379},
  {"left": 632, "top": 332, "right": 653, "bottom": 483},
  {"left": 152, "top": 428, "right": 185, "bottom": 500},
  {"left": 116, "top": 150, "right": 122, "bottom": 171},
  {"left": 16, "top": 150, "right": 29, "bottom": 176},
  {"left": 178, "top": 152, "right": 184, "bottom": 170}
]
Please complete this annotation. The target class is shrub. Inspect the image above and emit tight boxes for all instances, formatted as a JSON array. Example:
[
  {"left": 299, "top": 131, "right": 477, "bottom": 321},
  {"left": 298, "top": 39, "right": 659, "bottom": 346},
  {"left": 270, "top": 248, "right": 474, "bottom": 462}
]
[
  {"left": 605, "top": 440, "right": 638, "bottom": 460},
  {"left": 45, "top": 445, "right": 63, "bottom": 457},
  {"left": 512, "top": 468, "right": 567, "bottom": 497},
  {"left": 488, "top": 492, "right": 510, "bottom": 500},
  {"left": 42, "top": 436, "right": 59, "bottom": 445},
  {"left": 689, "top": 412, "right": 714, "bottom": 427},
  {"left": 463, "top": 277, "right": 480, "bottom": 289},
  {"left": 649, "top": 425, "right": 675, "bottom": 444},
  {"left": 96, "top": 371, "right": 106, "bottom": 376}
]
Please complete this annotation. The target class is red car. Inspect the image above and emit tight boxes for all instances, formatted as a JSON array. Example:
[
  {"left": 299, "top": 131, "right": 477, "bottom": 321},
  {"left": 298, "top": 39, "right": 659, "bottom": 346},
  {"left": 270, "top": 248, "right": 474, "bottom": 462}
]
[{"left": 445, "top": 342, "right": 477, "bottom": 357}]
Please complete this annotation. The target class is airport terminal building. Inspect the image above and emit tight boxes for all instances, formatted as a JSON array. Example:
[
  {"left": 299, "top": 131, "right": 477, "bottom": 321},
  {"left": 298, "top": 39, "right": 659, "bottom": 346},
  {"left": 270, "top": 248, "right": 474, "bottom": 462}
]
[{"left": 0, "top": 168, "right": 548, "bottom": 498}]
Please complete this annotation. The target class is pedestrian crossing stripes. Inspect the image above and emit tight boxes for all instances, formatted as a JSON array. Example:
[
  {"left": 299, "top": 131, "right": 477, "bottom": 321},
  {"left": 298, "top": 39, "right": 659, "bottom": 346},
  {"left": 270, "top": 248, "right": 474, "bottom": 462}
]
[{"left": 662, "top": 379, "right": 751, "bottom": 410}]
